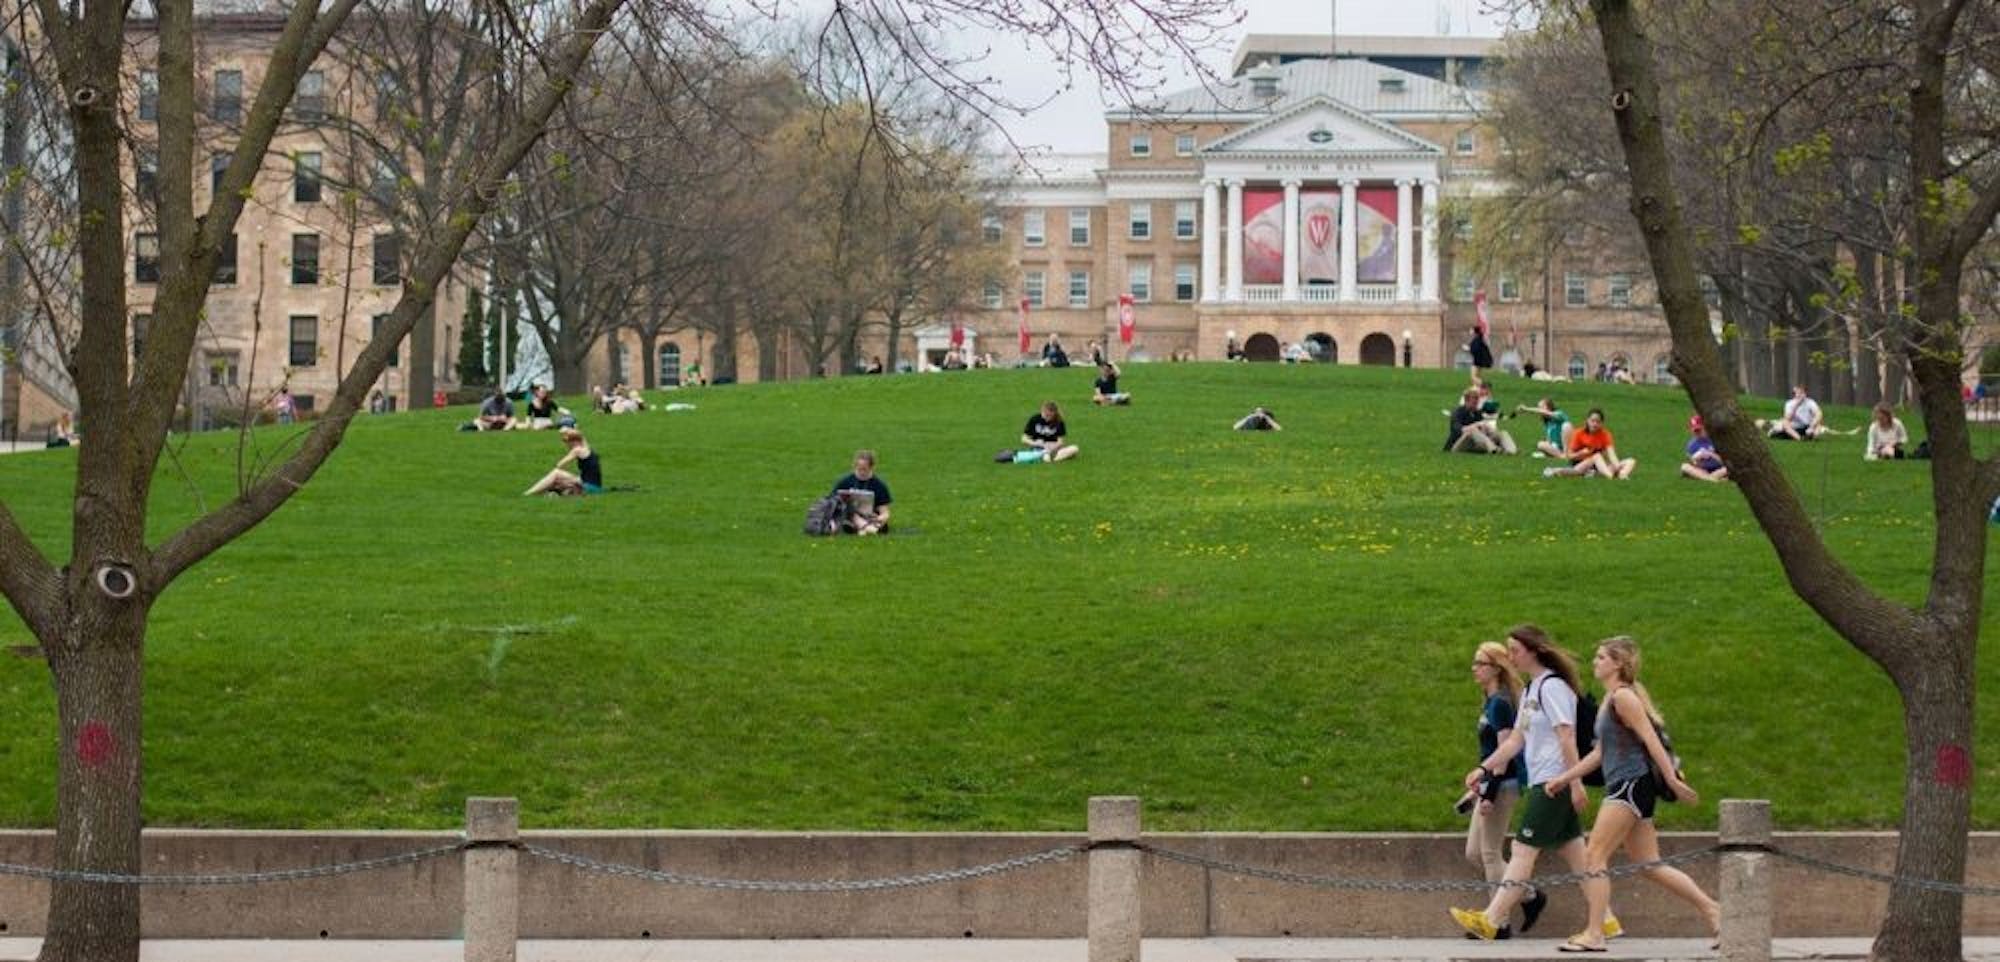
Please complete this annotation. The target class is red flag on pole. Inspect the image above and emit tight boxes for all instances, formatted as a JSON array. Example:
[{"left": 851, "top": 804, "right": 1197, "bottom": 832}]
[
  {"left": 1473, "top": 290, "right": 1490, "bottom": 337},
  {"left": 949, "top": 317, "right": 965, "bottom": 348},
  {"left": 1117, "top": 294, "right": 1136, "bottom": 346},
  {"left": 1017, "top": 298, "right": 1031, "bottom": 353}
]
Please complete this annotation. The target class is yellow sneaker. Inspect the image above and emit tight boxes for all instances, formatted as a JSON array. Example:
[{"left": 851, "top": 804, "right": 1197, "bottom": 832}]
[
  {"left": 1451, "top": 907, "right": 1498, "bottom": 941},
  {"left": 1602, "top": 914, "right": 1624, "bottom": 939}
]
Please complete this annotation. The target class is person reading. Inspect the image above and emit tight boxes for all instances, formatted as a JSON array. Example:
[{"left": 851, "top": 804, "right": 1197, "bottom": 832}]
[{"left": 829, "top": 449, "right": 892, "bottom": 535}]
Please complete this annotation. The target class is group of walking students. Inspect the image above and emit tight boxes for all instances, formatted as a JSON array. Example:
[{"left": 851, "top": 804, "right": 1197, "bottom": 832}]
[{"left": 1453, "top": 626, "right": 1720, "bottom": 953}]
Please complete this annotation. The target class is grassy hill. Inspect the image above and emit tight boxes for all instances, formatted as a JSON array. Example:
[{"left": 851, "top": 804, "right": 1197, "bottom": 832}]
[{"left": 0, "top": 363, "right": 1994, "bottom": 832}]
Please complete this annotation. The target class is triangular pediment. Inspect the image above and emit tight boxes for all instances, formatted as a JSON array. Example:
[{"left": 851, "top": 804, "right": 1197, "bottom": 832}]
[{"left": 1203, "top": 96, "right": 1442, "bottom": 155}]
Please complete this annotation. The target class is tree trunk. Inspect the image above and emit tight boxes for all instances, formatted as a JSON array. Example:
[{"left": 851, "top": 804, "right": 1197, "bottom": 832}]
[
  {"left": 755, "top": 324, "right": 778, "bottom": 382},
  {"left": 1854, "top": 248, "right": 1882, "bottom": 407},
  {"left": 38, "top": 600, "right": 148, "bottom": 962},
  {"left": 1875, "top": 638, "right": 1975, "bottom": 962},
  {"left": 639, "top": 330, "right": 657, "bottom": 389},
  {"left": 407, "top": 300, "right": 435, "bottom": 406}
]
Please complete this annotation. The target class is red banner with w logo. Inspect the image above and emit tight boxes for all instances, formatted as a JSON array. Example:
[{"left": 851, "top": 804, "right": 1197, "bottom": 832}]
[{"left": 1017, "top": 298, "right": 1031, "bottom": 353}]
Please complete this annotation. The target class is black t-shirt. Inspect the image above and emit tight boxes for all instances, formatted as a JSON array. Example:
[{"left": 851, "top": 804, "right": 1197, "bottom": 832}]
[
  {"left": 1025, "top": 414, "right": 1065, "bottom": 444},
  {"left": 1095, "top": 374, "right": 1119, "bottom": 395},
  {"left": 527, "top": 394, "right": 558, "bottom": 418},
  {"left": 830, "top": 473, "right": 892, "bottom": 508},
  {"left": 1445, "top": 404, "right": 1483, "bottom": 450}
]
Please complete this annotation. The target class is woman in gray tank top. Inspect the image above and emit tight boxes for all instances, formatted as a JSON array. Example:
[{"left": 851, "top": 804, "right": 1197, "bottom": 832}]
[{"left": 1543, "top": 637, "right": 1717, "bottom": 953}]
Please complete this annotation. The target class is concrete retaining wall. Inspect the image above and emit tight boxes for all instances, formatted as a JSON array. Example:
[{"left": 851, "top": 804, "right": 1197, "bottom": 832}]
[{"left": 0, "top": 830, "right": 1994, "bottom": 939}]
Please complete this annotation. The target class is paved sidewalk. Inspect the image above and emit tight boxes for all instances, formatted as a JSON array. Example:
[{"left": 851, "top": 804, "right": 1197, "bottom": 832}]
[{"left": 7, "top": 938, "right": 2000, "bottom": 962}]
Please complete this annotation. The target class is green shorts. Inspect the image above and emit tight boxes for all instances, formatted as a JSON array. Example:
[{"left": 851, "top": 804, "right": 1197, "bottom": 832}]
[{"left": 1516, "top": 784, "right": 1583, "bottom": 850}]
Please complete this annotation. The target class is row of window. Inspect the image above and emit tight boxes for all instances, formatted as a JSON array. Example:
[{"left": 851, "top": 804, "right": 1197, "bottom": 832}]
[
  {"left": 132, "top": 231, "right": 401, "bottom": 287},
  {"left": 130, "top": 312, "right": 400, "bottom": 373},
  {"left": 986, "top": 202, "right": 1201, "bottom": 247},
  {"left": 1451, "top": 272, "right": 1640, "bottom": 308},
  {"left": 985, "top": 263, "right": 1200, "bottom": 309},
  {"left": 1118, "top": 129, "right": 1478, "bottom": 157},
  {"left": 136, "top": 148, "right": 397, "bottom": 207},
  {"left": 136, "top": 67, "right": 404, "bottom": 125}
]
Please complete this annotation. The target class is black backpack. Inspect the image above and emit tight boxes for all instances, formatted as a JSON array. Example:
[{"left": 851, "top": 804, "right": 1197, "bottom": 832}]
[
  {"left": 803, "top": 494, "right": 847, "bottom": 536},
  {"left": 1535, "top": 674, "right": 1603, "bottom": 787}
]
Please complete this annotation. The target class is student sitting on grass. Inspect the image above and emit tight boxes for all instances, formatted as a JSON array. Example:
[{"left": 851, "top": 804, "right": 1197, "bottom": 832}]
[
  {"left": 524, "top": 428, "right": 602, "bottom": 496},
  {"left": 1445, "top": 389, "right": 1516, "bottom": 454},
  {"left": 1517, "top": 398, "right": 1572, "bottom": 459},
  {"left": 1234, "top": 407, "right": 1283, "bottom": 431},
  {"left": 475, "top": 389, "right": 514, "bottom": 431},
  {"left": 829, "top": 449, "right": 892, "bottom": 536},
  {"left": 1023, "top": 401, "right": 1080, "bottom": 462},
  {"left": 1864, "top": 403, "right": 1908, "bottom": 461},
  {"left": 1543, "top": 408, "right": 1636, "bottom": 479},
  {"left": 1679, "top": 415, "right": 1729, "bottom": 483},
  {"left": 1092, "top": 361, "right": 1131, "bottom": 406},
  {"left": 1759, "top": 384, "right": 1825, "bottom": 441}
]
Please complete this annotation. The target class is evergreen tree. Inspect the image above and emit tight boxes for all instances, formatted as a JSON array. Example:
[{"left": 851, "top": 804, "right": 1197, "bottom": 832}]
[{"left": 456, "top": 288, "right": 489, "bottom": 386}]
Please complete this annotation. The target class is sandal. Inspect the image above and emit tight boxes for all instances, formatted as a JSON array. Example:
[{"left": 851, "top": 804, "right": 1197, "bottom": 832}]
[{"left": 1557, "top": 939, "right": 1608, "bottom": 953}]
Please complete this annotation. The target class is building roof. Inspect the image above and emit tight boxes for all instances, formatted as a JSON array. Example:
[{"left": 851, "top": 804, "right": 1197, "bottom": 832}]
[
  {"left": 1112, "top": 57, "right": 1481, "bottom": 121},
  {"left": 1229, "top": 33, "right": 1501, "bottom": 76},
  {"left": 982, "top": 151, "right": 1104, "bottom": 186}
]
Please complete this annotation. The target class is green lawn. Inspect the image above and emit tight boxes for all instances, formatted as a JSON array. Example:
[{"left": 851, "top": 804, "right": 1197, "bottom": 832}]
[{"left": 0, "top": 363, "right": 1994, "bottom": 832}]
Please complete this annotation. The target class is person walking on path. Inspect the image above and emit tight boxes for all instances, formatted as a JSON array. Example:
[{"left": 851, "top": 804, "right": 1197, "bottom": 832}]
[
  {"left": 1542, "top": 637, "right": 1718, "bottom": 953},
  {"left": 1450, "top": 625, "right": 1621, "bottom": 943},
  {"left": 1464, "top": 642, "right": 1528, "bottom": 920}
]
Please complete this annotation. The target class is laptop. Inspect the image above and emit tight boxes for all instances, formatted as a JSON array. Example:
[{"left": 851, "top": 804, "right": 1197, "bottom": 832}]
[{"left": 836, "top": 488, "right": 876, "bottom": 516}]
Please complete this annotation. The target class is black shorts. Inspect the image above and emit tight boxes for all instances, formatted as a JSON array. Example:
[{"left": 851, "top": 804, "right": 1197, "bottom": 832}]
[{"left": 1604, "top": 776, "right": 1659, "bottom": 820}]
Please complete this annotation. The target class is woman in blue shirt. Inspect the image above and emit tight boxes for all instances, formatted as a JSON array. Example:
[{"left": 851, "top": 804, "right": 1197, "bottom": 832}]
[{"left": 1466, "top": 641, "right": 1527, "bottom": 911}]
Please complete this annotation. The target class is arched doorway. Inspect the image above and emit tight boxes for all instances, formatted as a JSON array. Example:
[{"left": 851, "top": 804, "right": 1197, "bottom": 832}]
[
  {"left": 1306, "top": 332, "right": 1336, "bottom": 364},
  {"left": 659, "top": 343, "right": 682, "bottom": 386},
  {"left": 1244, "top": 333, "right": 1282, "bottom": 362},
  {"left": 1360, "top": 332, "right": 1396, "bottom": 366}
]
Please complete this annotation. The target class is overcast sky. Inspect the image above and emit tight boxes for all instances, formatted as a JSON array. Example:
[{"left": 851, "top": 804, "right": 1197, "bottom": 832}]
[{"left": 968, "top": 0, "right": 1512, "bottom": 153}]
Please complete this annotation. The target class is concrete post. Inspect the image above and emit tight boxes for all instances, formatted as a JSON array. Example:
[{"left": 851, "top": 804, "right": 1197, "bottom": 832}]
[
  {"left": 1718, "top": 799, "right": 1773, "bottom": 962},
  {"left": 1088, "top": 796, "right": 1142, "bottom": 962},
  {"left": 464, "top": 796, "right": 519, "bottom": 962}
]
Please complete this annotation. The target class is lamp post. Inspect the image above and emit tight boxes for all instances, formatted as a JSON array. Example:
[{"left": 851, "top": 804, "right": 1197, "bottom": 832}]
[{"left": 1402, "top": 329, "right": 1413, "bottom": 368}]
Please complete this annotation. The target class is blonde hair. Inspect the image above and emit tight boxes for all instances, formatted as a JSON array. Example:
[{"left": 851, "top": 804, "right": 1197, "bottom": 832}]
[
  {"left": 1597, "top": 635, "right": 1663, "bottom": 726},
  {"left": 1475, "top": 640, "right": 1522, "bottom": 704}
]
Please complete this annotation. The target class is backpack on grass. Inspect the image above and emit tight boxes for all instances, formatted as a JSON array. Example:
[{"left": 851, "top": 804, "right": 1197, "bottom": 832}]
[{"left": 803, "top": 494, "right": 847, "bottom": 536}]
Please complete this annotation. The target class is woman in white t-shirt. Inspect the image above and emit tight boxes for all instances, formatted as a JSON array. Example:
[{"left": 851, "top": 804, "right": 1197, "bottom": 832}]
[
  {"left": 1451, "top": 624, "right": 1619, "bottom": 943},
  {"left": 1864, "top": 403, "right": 1908, "bottom": 461}
]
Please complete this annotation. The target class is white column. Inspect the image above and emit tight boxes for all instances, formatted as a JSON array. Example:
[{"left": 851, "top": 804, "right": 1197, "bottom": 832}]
[
  {"left": 1224, "top": 178, "right": 1245, "bottom": 302},
  {"left": 1337, "top": 178, "right": 1358, "bottom": 301},
  {"left": 1395, "top": 179, "right": 1414, "bottom": 302},
  {"left": 1420, "top": 179, "right": 1440, "bottom": 302},
  {"left": 1200, "top": 178, "right": 1222, "bottom": 303},
  {"left": 1281, "top": 178, "right": 1301, "bottom": 302}
]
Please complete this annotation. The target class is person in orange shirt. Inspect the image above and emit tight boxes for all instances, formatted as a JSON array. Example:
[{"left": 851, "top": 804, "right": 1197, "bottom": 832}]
[{"left": 1544, "top": 408, "right": 1637, "bottom": 479}]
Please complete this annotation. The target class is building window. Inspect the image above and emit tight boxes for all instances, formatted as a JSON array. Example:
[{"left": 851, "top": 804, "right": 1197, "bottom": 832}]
[
  {"left": 1024, "top": 270, "right": 1045, "bottom": 308},
  {"left": 211, "top": 153, "right": 230, "bottom": 194},
  {"left": 982, "top": 211, "right": 1002, "bottom": 243},
  {"left": 1022, "top": 210, "right": 1045, "bottom": 247},
  {"left": 211, "top": 69, "right": 242, "bottom": 123},
  {"left": 1453, "top": 271, "right": 1476, "bottom": 302},
  {"left": 137, "top": 70, "right": 158, "bottom": 121},
  {"left": 1608, "top": 273, "right": 1632, "bottom": 307},
  {"left": 131, "top": 313, "right": 150, "bottom": 361},
  {"left": 373, "top": 233, "right": 401, "bottom": 285},
  {"left": 1455, "top": 129, "right": 1477, "bottom": 155},
  {"left": 1174, "top": 133, "right": 1196, "bottom": 156},
  {"left": 1129, "top": 203, "right": 1151, "bottom": 240},
  {"left": 289, "top": 315, "right": 319, "bottom": 366},
  {"left": 134, "top": 233, "right": 160, "bottom": 283},
  {"left": 982, "top": 281, "right": 1003, "bottom": 309},
  {"left": 1129, "top": 133, "right": 1151, "bottom": 157},
  {"left": 370, "top": 157, "right": 398, "bottom": 208},
  {"left": 1564, "top": 272, "right": 1588, "bottom": 307},
  {"left": 1654, "top": 355, "right": 1675, "bottom": 384},
  {"left": 214, "top": 233, "right": 237, "bottom": 285},
  {"left": 1498, "top": 275, "right": 1521, "bottom": 302},
  {"left": 1068, "top": 270, "right": 1090, "bottom": 308},
  {"left": 206, "top": 351, "right": 240, "bottom": 387},
  {"left": 291, "top": 233, "right": 319, "bottom": 285},
  {"left": 374, "top": 72, "right": 400, "bottom": 122},
  {"left": 1174, "top": 200, "right": 1197, "bottom": 240},
  {"left": 373, "top": 314, "right": 399, "bottom": 368},
  {"left": 1128, "top": 263, "right": 1151, "bottom": 302},
  {"left": 1174, "top": 263, "right": 1196, "bottom": 301},
  {"left": 295, "top": 70, "right": 325, "bottom": 122},
  {"left": 135, "top": 148, "right": 157, "bottom": 202},
  {"left": 1699, "top": 274, "right": 1722, "bottom": 309},
  {"left": 293, "top": 151, "right": 322, "bottom": 203},
  {"left": 1069, "top": 208, "right": 1090, "bottom": 245},
  {"left": 1568, "top": 353, "right": 1588, "bottom": 380}
]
